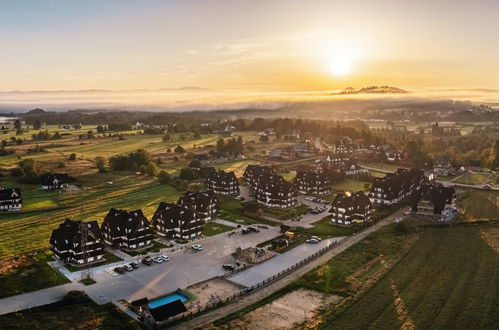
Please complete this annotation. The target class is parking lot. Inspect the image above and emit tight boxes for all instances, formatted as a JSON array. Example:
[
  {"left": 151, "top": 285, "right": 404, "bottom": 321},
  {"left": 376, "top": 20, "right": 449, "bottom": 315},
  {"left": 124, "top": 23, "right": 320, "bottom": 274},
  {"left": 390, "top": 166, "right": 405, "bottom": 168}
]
[
  {"left": 227, "top": 236, "right": 344, "bottom": 288},
  {"left": 281, "top": 195, "right": 331, "bottom": 228},
  {"left": 83, "top": 225, "right": 281, "bottom": 304}
]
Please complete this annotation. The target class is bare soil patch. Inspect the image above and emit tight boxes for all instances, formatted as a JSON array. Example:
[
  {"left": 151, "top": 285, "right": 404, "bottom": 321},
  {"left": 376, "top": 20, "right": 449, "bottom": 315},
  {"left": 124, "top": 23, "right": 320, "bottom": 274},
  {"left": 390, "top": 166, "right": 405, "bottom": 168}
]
[
  {"left": 233, "top": 247, "right": 276, "bottom": 264},
  {"left": 187, "top": 278, "right": 242, "bottom": 310}
]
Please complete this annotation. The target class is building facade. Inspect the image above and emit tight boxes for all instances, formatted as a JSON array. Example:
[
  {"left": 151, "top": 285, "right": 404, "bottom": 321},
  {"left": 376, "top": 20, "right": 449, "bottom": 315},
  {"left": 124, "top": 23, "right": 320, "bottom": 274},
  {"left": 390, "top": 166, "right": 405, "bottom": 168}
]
[
  {"left": 369, "top": 168, "right": 425, "bottom": 205},
  {"left": 101, "top": 208, "right": 153, "bottom": 250},
  {"left": 152, "top": 202, "right": 204, "bottom": 239},
  {"left": 295, "top": 169, "right": 331, "bottom": 196},
  {"left": 206, "top": 170, "right": 240, "bottom": 196},
  {"left": 329, "top": 192, "right": 373, "bottom": 226},
  {"left": 41, "top": 174, "right": 70, "bottom": 190},
  {"left": 0, "top": 188, "right": 22, "bottom": 211},
  {"left": 177, "top": 191, "right": 219, "bottom": 221}
]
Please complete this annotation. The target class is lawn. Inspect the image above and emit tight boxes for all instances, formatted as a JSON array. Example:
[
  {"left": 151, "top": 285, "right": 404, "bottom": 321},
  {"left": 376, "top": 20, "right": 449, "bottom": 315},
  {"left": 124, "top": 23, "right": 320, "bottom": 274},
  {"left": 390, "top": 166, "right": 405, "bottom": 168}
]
[
  {"left": 319, "top": 225, "right": 499, "bottom": 330},
  {"left": 458, "top": 189, "right": 499, "bottom": 221},
  {"left": 331, "top": 179, "right": 371, "bottom": 192},
  {"left": 263, "top": 204, "right": 309, "bottom": 220},
  {"left": 454, "top": 172, "right": 497, "bottom": 186},
  {"left": 0, "top": 251, "right": 70, "bottom": 299},
  {"left": 294, "top": 216, "right": 360, "bottom": 239},
  {"left": 279, "top": 170, "right": 296, "bottom": 181},
  {"left": 361, "top": 162, "right": 403, "bottom": 172},
  {"left": 219, "top": 199, "right": 279, "bottom": 226},
  {"left": 125, "top": 240, "right": 170, "bottom": 256},
  {"left": 0, "top": 290, "right": 140, "bottom": 329},
  {"left": 64, "top": 252, "right": 123, "bottom": 272},
  {"left": 202, "top": 221, "right": 234, "bottom": 236}
]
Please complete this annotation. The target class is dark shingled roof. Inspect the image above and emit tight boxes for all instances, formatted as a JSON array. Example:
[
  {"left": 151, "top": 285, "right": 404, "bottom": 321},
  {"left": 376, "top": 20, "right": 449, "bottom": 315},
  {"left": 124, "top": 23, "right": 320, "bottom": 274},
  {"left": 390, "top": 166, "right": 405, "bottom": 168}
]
[
  {"left": 410, "top": 183, "right": 456, "bottom": 214},
  {"left": 40, "top": 173, "right": 69, "bottom": 186},
  {"left": 130, "top": 297, "right": 149, "bottom": 306},
  {"left": 149, "top": 299, "right": 187, "bottom": 322},
  {"left": 0, "top": 188, "right": 21, "bottom": 200}
]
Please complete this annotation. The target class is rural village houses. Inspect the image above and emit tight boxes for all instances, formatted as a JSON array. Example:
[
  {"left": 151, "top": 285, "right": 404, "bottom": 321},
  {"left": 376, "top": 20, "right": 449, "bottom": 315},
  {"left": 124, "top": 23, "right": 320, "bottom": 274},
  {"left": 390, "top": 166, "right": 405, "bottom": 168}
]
[
  {"left": 41, "top": 173, "right": 70, "bottom": 190},
  {"left": 329, "top": 191, "right": 374, "bottom": 226},
  {"left": 50, "top": 219, "right": 105, "bottom": 265},
  {"left": 206, "top": 170, "right": 240, "bottom": 196},
  {"left": 152, "top": 202, "right": 204, "bottom": 240},
  {"left": 177, "top": 191, "right": 219, "bottom": 221},
  {"left": 101, "top": 208, "right": 153, "bottom": 250},
  {"left": 244, "top": 164, "right": 277, "bottom": 195},
  {"left": 368, "top": 168, "right": 425, "bottom": 205},
  {"left": 433, "top": 154, "right": 454, "bottom": 176},
  {"left": 0, "top": 187, "right": 22, "bottom": 211}
]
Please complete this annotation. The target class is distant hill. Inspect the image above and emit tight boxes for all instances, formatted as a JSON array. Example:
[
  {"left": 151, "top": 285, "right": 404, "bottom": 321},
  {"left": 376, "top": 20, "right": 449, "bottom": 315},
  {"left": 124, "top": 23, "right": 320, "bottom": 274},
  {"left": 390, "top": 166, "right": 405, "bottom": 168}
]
[{"left": 337, "top": 86, "right": 408, "bottom": 95}]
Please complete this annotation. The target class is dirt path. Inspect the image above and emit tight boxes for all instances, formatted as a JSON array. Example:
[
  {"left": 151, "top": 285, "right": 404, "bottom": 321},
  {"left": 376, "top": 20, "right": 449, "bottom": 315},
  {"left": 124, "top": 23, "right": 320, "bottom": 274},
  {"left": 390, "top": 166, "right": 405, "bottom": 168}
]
[{"left": 171, "top": 206, "right": 410, "bottom": 330}]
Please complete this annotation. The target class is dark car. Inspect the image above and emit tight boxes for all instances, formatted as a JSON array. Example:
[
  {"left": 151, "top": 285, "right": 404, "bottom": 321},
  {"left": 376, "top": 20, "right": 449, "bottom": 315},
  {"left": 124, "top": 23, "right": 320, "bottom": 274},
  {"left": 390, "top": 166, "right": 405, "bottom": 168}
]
[
  {"left": 242, "top": 228, "right": 251, "bottom": 234},
  {"left": 129, "top": 262, "right": 139, "bottom": 269},
  {"left": 222, "top": 264, "right": 236, "bottom": 271},
  {"left": 142, "top": 257, "right": 153, "bottom": 266},
  {"left": 114, "top": 267, "right": 125, "bottom": 274},
  {"left": 248, "top": 226, "right": 260, "bottom": 232}
]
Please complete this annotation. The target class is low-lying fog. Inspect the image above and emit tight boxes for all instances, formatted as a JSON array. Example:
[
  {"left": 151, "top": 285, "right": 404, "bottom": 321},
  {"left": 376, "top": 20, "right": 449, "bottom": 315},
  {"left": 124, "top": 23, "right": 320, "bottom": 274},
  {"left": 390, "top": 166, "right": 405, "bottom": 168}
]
[{"left": 0, "top": 88, "right": 498, "bottom": 113}]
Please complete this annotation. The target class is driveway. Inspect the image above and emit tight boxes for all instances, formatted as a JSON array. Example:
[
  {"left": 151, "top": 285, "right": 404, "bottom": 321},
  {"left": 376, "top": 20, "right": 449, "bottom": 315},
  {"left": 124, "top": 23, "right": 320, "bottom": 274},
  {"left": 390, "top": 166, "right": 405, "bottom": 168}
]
[
  {"left": 228, "top": 237, "right": 344, "bottom": 288},
  {"left": 281, "top": 196, "right": 330, "bottom": 228}
]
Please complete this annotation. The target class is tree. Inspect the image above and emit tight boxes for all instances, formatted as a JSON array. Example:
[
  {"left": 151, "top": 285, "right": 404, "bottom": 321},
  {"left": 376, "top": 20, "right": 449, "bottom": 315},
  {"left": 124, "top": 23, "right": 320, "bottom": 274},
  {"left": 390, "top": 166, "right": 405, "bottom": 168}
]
[
  {"left": 192, "top": 132, "right": 201, "bottom": 139},
  {"left": 158, "top": 170, "right": 171, "bottom": 184},
  {"left": 162, "top": 134, "right": 171, "bottom": 142},
  {"left": 189, "top": 159, "right": 201, "bottom": 168},
  {"left": 146, "top": 161, "right": 159, "bottom": 176},
  {"left": 33, "top": 119, "right": 42, "bottom": 130},
  {"left": 87, "top": 130, "right": 95, "bottom": 139},
  {"left": 174, "top": 145, "right": 185, "bottom": 153},
  {"left": 14, "top": 119, "right": 21, "bottom": 130},
  {"left": 179, "top": 167, "right": 199, "bottom": 180},
  {"left": 69, "top": 153, "right": 77, "bottom": 161},
  {"left": 95, "top": 156, "right": 106, "bottom": 173}
]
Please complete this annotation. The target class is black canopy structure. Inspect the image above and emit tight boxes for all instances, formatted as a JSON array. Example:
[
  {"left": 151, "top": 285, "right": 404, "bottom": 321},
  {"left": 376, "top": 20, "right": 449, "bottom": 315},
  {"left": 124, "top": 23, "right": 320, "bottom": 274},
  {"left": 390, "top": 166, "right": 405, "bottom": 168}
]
[{"left": 149, "top": 299, "right": 187, "bottom": 322}]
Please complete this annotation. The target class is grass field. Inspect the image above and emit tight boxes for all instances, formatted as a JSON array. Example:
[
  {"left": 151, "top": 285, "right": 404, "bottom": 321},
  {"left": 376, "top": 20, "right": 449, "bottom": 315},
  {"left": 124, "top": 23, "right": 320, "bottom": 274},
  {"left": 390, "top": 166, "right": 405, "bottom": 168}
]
[
  {"left": 218, "top": 199, "right": 279, "bottom": 226},
  {"left": 0, "top": 290, "right": 140, "bottom": 329},
  {"left": 319, "top": 225, "right": 499, "bottom": 330},
  {"left": 0, "top": 251, "right": 69, "bottom": 299},
  {"left": 454, "top": 172, "right": 497, "bottom": 186},
  {"left": 202, "top": 221, "right": 234, "bottom": 236},
  {"left": 331, "top": 179, "right": 371, "bottom": 192},
  {"left": 458, "top": 190, "right": 499, "bottom": 220},
  {"left": 362, "top": 162, "right": 403, "bottom": 172},
  {"left": 0, "top": 172, "right": 181, "bottom": 258},
  {"left": 294, "top": 216, "right": 360, "bottom": 239}
]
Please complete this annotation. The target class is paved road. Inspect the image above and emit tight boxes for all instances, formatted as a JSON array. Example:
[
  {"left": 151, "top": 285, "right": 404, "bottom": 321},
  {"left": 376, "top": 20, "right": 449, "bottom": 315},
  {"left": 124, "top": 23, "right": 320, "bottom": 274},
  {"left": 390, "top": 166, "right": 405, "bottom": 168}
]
[
  {"left": 171, "top": 206, "right": 411, "bottom": 330},
  {"left": 228, "top": 237, "right": 344, "bottom": 288}
]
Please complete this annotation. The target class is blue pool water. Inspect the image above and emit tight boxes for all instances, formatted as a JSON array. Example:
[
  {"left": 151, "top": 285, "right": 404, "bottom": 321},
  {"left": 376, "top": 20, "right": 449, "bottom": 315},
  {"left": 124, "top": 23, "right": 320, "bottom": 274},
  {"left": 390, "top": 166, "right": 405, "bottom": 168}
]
[{"left": 148, "top": 293, "right": 189, "bottom": 309}]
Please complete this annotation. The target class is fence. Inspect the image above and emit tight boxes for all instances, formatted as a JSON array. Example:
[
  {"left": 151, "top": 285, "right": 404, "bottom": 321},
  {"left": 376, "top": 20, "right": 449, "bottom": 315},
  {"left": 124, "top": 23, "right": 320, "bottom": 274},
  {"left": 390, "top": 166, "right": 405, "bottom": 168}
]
[{"left": 157, "top": 240, "right": 340, "bottom": 328}]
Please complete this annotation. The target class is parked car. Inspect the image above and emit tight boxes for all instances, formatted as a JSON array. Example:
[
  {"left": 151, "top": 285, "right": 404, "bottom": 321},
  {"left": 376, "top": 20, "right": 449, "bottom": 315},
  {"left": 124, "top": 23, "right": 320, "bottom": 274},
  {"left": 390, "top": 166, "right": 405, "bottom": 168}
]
[
  {"left": 306, "top": 238, "right": 319, "bottom": 244},
  {"left": 241, "top": 228, "right": 251, "bottom": 234},
  {"left": 114, "top": 267, "right": 125, "bottom": 274},
  {"left": 159, "top": 255, "right": 170, "bottom": 262},
  {"left": 129, "top": 262, "right": 139, "bottom": 269},
  {"left": 142, "top": 257, "right": 153, "bottom": 266},
  {"left": 152, "top": 256, "right": 164, "bottom": 263},
  {"left": 310, "top": 209, "right": 320, "bottom": 214},
  {"left": 310, "top": 236, "right": 322, "bottom": 242},
  {"left": 483, "top": 184, "right": 492, "bottom": 190},
  {"left": 192, "top": 244, "right": 203, "bottom": 251},
  {"left": 248, "top": 226, "right": 260, "bottom": 232},
  {"left": 123, "top": 264, "right": 134, "bottom": 272},
  {"left": 235, "top": 196, "right": 246, "bottom": 201},
  {"left": 257, "top": 224, "right": 269, "bottom": 229},
  {"left": 222, "top": 264, "right": 236, "bottom": 271}
]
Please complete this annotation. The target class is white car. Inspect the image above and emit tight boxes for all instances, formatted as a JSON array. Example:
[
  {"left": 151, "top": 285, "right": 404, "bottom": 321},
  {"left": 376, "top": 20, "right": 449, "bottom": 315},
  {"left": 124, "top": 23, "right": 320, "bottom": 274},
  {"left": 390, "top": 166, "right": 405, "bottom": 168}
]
[
  {"left": 310, "top": 236, "right": 322, "bottom": 242},
  {"left": 152, "top": 256, "right": 164, "bottom": 263},
  {"left": 306, "top": 238, "right": 320, "bottom": 244},
  {"left": 159, "top": 255, "right": 170, "bottom": 262},
  {"left": 192, "top": 244, "right": 203, "bottom": 251}
]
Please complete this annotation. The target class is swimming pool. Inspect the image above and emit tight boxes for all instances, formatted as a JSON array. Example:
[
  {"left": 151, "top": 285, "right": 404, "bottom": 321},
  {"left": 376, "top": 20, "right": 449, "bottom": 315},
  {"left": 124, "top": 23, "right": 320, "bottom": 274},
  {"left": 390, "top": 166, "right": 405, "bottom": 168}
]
[{"left": 148, "top": 293, "right": 189, "bottom": 309}]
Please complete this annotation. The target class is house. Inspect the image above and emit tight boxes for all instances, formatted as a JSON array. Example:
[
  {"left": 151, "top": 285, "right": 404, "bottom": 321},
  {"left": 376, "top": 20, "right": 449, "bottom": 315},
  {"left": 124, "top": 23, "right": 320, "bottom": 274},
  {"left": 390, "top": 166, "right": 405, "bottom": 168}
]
[
  {"left": 50, "top": 219, "right": 105, "bottom": 265},
  {"left": 290, "top": 142, "right": 315, "bottom": 158},
  {"left": 410, "top": 183, "right": 456, "bottom": 220},
  {"left": 253, "top": 171, "right": 298, "bottom": 208},
  {"left": 329, "top": 192, "right": 373, "bottom": 226},
  {"left": 101, "top": 209, "right": 153, "bottom": 250},
  {"left": 385, "top": 150, "right": 403, "bottom": 162},
  {"left": 41, "top": 174, "right": 70, "bottom": 190},
  {"left": 177, "top": 191, "right": 219, "bottom": 221},
  {"left": 243, "top": 165, "right": 277, "bottom": 195},
  {"left": 368, "top": 168, "right": 425, "bottom": 205},
  {"left": 332, "top": 137, "right": 361, "bottom": 155},
  {"left": 342, "top": 160, "right": 366, "bottom": 176},
  {"left": 152, "top": 202, "right": 204, "bottom": 239},
  {"left": 269, "top": 148, "right": 283, "bottom": 160},
  {"left": 433, "top": 155, "right": 453, "bottom": 176},
  {"left": 206, "top": 170, "right": 240, "bottom": 196},
  {"left": 295, "top": 169, "right": 331, "bottom": 196},
  {"left": 0, "top": 188, "right": 22, "bottom": 212}
]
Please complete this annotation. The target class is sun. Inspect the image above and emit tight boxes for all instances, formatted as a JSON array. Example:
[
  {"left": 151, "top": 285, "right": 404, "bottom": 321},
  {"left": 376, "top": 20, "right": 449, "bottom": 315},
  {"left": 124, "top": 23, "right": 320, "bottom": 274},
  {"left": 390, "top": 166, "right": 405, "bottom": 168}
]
[{"left": 328, "top": 53, "right": 352, "bottom": 76}]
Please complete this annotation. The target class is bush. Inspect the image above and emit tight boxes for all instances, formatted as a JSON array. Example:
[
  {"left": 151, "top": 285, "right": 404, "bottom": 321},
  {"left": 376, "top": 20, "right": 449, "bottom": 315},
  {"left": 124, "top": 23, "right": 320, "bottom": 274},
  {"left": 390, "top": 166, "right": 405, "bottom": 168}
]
[
  {"left": 68, "top": 153, "right": 77, "bottom": 161},
  {"left": 158, "top": 170, "right": 171, "bottom": 184}
]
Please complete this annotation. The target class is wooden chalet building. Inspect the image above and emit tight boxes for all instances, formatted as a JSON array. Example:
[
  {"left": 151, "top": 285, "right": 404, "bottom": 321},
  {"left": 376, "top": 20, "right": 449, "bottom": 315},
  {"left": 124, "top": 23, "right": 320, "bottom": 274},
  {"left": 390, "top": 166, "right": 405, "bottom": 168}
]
[
  {"left": 0, "top": 188, "right": 22, "bottom": 212},
  {"left": 295, "top": 169, "right": 331, "bottom": 196},
  {"left": 368, "top": 168, "right": 425, "bottom": 205},
  {"left": 243, "top": 165, "right": 276, "bottom": 196},
  {"left": 41, "top": 173, "right": 70, "bottom": 190},
  {"left": 206, "top": 170, "right": 240, "bottom": 196},
  {"left": 410, "top": 183, "right": 456, "bottom": 220},
  {"left": 101, "top": 208, "right": 153, "bottom": 250},
  {"left": 50, "top": 219, "right": 105, "bottom": 265},
  {"left": 433, "top": 155, "right": 453, "bottom": 176},
  {"left": 254, "top": 171, "right": 298, "bottom": 209},
  {"left": 152, "top": 202, "right": 204, "bottom": 239},
  {"left": 177, "top": 191, "right": 219, "bottom": 221},
  {"left": 329, "top": 191, "right": 373, "bottom": 226}
]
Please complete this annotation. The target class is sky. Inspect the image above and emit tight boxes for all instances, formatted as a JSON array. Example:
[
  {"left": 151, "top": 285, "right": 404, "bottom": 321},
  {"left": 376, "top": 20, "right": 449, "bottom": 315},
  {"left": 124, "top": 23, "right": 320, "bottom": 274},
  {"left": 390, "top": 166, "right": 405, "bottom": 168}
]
[{"left": 1, "top": 0, "right": 499, "bottom": 92}]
